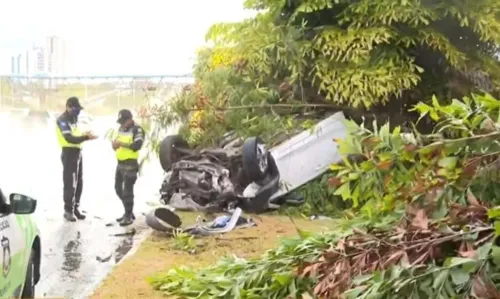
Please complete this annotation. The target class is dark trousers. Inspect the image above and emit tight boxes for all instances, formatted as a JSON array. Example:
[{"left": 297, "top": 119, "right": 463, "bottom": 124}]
[
  {"left": 61, "top": 148, "right": 83, "bottom": 213},
  {"left": 114, "top": 160, "right": 138, "bottom": 215}
]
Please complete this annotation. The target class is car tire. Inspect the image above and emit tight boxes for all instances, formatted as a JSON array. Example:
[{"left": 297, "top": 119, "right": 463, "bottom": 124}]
[
  {"left": 159, "top": 135, "right": 190, "bottom": 172},
  {"left": 242, "top": 137, "right": 269, "bottom": 183},
  {"left": 21, "top": 250, "right": 36, "bottom": 299}
]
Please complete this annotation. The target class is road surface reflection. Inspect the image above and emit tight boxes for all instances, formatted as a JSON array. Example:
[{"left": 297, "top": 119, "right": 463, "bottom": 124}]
[{"left": 0, "top": 113, "right": 163, "bottom": 298}]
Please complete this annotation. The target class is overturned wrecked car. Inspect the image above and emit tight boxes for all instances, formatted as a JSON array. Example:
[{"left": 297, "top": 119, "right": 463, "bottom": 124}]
[{"left": 157, "top": 111, "right": 347, "bottom": 213}]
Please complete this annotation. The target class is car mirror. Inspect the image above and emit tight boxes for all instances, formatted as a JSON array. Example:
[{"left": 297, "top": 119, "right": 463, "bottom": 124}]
[{"left": 9, "top": 193, "right": 37, "bottom": 214}]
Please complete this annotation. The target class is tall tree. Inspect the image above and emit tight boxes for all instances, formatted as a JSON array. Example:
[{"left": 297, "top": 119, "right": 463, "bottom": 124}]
[{"left": 155, "top": 0, "right": 500, "bottom": 146}]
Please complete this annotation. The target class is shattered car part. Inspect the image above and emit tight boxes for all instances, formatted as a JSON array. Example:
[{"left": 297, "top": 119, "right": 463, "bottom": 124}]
[
  {"left": 145, "top": 207, "right": 256, "bottom": 235},
  {"left": 145, "top": 207, "right": 182, "bottom": 232},
  {"left": 159, "top": 137, "right": 263, "bottom": 212},
  {"left": 167, "top": 193, "right": 206, "bottom": 211},
  {"left": 158, "top": 111, "right": 347, "bottom": 213},
  {"left": 183, "top": 207, "right": 243, "bottom": 235},
  {"left": 160, "top": 140, "right": 280, "bottom": 213}
]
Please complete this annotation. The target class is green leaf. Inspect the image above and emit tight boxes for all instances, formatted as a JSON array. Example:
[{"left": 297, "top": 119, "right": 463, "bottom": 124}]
[
  {"left": 433, "top": 270, "right": 449, "bottom": 289},
  {"left": 432, "top": 95, "right": 441, "bottom": 108},
  {"left": 378, "top": 152, "right": 394, "bottom": 161},
  {"left": 352, "top": 274, "right": 373, "bottom": 285},
  {"left": 432, "top": 198, "right": 448, "bottom": 219},
  {"left": 334, "top": 182, "right": 352, "bottom": 201},
  {"left": 272, "top": 272, "right": 292, "bottom": 285},
  {"left": 450, "top": 268, "right": 470, "bottom": 285},
  {"left": 491, "top": 246, "right": 500, "bottom": 267},
  {"left": 487, "top": 207, "right": 500, "bottom": 219},
  {"left": 438, "top": 157, "right": 458, "bottom": 169},
  {"left": 443, "top": 257, "right": 477, "bottom": 268},
  {"left": 477, "top": 241, "right": 493, "bottom": 260},
  {"left": 330, "top": 164, "right": 345, "bottom": 171},
  {"left": 296, "top": 228, "right": 314, "bottom": 239},
  {"left": 343, "top": 287, "right": 365, "bottom": 299},
  {"left": 495, "top": 221, "right": 500, "bottom": 237},
  {"left": 429, "top": 110, "right": 439, "bottom": 121}
]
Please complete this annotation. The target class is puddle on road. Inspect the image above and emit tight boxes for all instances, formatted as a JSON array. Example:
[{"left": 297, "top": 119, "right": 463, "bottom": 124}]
[
  {"left": 114, "top": 234, "right": 135, "bottom": 264},
  {"left": 38, "top": 219, "right": 147, "bottom": 298},
  {"left": 61, "top": 232, "right": 83, "bottom": 276}
]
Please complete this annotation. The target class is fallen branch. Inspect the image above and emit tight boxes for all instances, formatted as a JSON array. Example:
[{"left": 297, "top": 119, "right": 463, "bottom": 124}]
[
  {"left": 299, "top": 204, "right": 496, "bottom": 298},
  {"left": 184, "top": 103, "right": 342, "bottom": 112}
]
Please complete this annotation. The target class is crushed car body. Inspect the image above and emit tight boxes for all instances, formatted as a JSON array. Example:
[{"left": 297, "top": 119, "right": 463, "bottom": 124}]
[{"left": 157, "top": 111, "right": 347, "bottom": 213}]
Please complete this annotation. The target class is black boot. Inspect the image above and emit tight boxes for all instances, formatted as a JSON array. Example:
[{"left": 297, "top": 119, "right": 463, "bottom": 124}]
[
  {"left": 119, "top": 214, "right": 134, "bottom": 226},
  {"left": 116, "top": 214, "right": 125, "bottom": 222},
  {"left": 116, "top": 212, "right": 135, "bottom": 222},
  {"left": 64, "top": 211, "right": 76, "bottom": 222},
  {"left": 74, "top": 209, "right": 86, "bottom": 220}
]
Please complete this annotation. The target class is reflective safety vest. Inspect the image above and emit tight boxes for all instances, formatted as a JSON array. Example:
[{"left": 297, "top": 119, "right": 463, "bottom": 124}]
[
  {"left": 116, "top": 130, "right": 140, "bottom": 161},
  {"left": 56, "top": 123, "right": 83, "bottom": 149}
]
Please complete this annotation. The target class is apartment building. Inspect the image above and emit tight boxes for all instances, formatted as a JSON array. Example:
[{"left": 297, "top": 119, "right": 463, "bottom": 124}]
[{"left": 10, "top": 36, "right": 67, "bottom": 77}]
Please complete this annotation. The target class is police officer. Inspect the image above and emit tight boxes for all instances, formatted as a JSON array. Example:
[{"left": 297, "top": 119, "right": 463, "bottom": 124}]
[
  {"left": 112, "top": 109, "right": 144, "bottom": 226},
  {"left": 56, "top": 97, "right": 97, "bottom": 222}
]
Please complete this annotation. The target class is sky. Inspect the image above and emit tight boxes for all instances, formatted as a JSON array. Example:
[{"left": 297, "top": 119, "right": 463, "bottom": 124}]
[{"left": 0, "top": 0, "right": 255, "bottom": 76}]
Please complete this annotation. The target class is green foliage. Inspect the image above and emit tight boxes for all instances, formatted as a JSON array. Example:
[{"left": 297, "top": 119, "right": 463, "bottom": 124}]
[
  {"left": 147, "top": 0, "right": 500, "bottom": 148},
  {"left": 330, "top": 93, "right": 500, "bottom": 218},
  {"left": 149, "top": 212, "right": 402, "bottom": 298},
  {"left": 280, "top": 173, "right": 350, "bottom": 216},
  {"left": 170, "top": 230, "right": 199, "bottom": 254},
  {"left": 146, "top": 67, "right": 304, "bottom": 147},
  {"left": 326, "top": 237, "right": 500, "bottom": 298},
  {"left": 149, "top": 220, "right": 346, "bottom": 298}
]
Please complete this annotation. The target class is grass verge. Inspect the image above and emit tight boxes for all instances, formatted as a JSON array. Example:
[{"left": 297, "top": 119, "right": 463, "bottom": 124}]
[{"left": 90, "top": 212, "right": 333, "bottom": 299}]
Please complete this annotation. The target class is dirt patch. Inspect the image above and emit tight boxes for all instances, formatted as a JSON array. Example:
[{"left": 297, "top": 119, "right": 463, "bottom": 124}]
[{"left": 90, "top": 213, "right": 333, "bottom": 299}]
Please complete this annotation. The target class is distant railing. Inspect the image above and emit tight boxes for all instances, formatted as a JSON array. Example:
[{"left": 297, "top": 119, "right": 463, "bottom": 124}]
[
  {"left": 0, "top": 74, "right": 194, "bottom": 114},
  {"left": 1, "top": 74, "right": 194, "bottom": 80}
]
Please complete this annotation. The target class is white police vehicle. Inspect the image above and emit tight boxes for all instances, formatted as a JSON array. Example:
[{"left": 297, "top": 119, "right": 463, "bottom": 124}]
[{"left": 0, "top": 188, "right": 41, "bottom": 298}]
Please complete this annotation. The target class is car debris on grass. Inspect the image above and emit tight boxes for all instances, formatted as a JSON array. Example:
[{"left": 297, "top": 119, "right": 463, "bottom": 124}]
[
  {"left": 144, "top": 112, "right": 347, "bottom": 233},
  {"left": 145, "top": 207, "right": 256, "bottom": 236}
]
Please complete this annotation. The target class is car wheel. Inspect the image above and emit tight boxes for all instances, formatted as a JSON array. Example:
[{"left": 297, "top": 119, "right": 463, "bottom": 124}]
[
  {"left": 242, "top": 137, "right": 269, "bottom": 183},
  {"left": 21, "top": 250, "right": 36, "bottom": 299},
  {"left": 159, "top": 135, "right": 190, "bottom": 172}
]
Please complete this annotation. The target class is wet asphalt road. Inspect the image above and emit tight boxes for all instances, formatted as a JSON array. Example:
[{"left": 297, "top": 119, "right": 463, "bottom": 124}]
[{"left": 0, "top": 114, "right": 164, "bottom": 298}]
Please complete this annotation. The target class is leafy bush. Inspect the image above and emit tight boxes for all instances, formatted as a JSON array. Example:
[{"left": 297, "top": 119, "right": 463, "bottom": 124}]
[
  {"left": 330, "top": 93, "right": 500, "bottom": 217},
  {"left": 145, "top": 0, "right": 500, "bottom": 147},
  {"left": 281, "top": 174, "right": 350, "bottom": 217}
]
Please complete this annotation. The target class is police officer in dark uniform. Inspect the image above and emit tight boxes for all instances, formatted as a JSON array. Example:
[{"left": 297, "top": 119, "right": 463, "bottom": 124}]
[
  {"left": 56, "top": 97, "right": 97, "bottom": 222},
  {"left": 112, "top": 109, "right": 144, "bottom": 226}
]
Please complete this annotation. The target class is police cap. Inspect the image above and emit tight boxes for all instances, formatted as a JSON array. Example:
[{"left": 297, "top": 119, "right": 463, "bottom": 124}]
[
  {"left": 117, "top": 109, "right": 133, "bottom": 124},
  {"left": 66, "top": 97, "right": 84, "bottom": 110}
]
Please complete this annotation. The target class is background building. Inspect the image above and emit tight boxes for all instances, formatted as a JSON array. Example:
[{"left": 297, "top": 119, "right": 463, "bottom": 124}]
[
  {"left": 45, "top": 36, "right": 67, "bottom": 77},
  {"left": 10, "top": 36, "right": 68, "bottom": 77}
]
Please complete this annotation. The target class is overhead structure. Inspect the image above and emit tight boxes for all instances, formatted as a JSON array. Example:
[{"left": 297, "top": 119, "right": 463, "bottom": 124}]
[{"left": 0, "top": 74, "right": 195, "bottom": 110}]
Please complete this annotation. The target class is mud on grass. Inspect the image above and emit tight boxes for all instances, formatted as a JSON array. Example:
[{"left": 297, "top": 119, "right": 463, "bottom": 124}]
[{"left": 90, "top": 212, "right": 334, "bottom": 299}]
